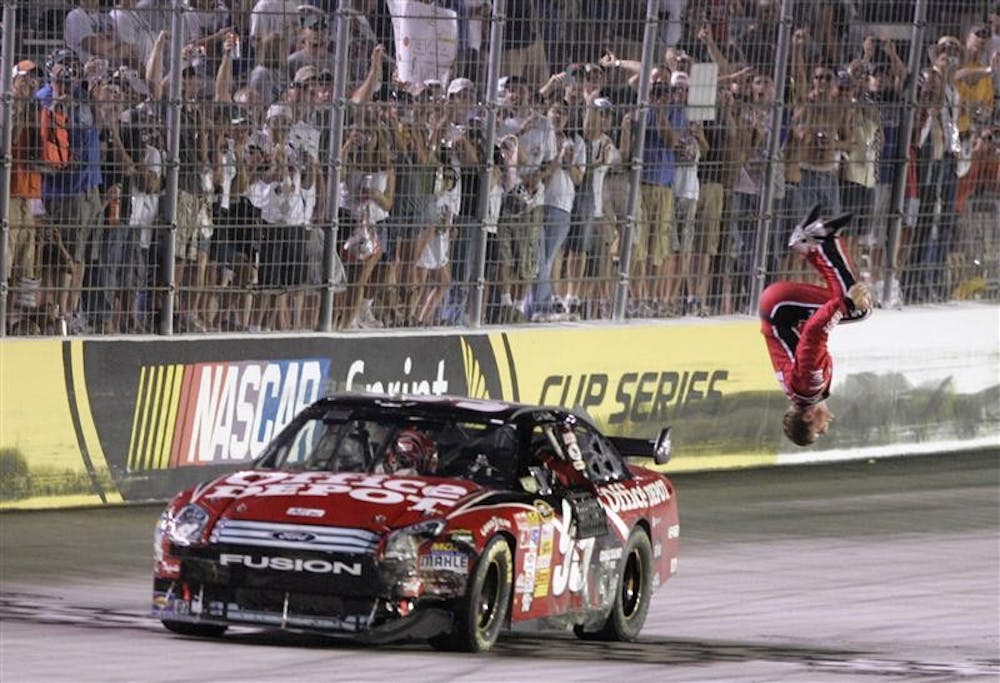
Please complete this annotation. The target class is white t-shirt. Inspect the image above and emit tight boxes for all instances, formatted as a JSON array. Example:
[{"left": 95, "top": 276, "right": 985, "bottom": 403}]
[
  {"left": 586, "top": 134, "right": 620, "bottom": 218},
  {"left": 501, "top": 112, "right": 557, "bottom": 176},
  {"left": 250, "top": 0, "right": 299, "bottom": 40},
  {"left": 544, "top": 133, "right": 585, "bottom": 213},
  {"left": 340, "top": 171, "right": 390, "bottom": 224}
]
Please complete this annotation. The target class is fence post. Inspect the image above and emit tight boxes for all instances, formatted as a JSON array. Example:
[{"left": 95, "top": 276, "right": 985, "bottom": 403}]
[
  {"left": 467, "top": 0, "right": 505, "bottom": 328},
  {"left": 612, "top": 0, "right": 659, "bottom": 321},
  {"left": 0, "top": 0, "right": 16, "bottom": 338},
  {"left": 749, "top": 0, "right": 794, "bottom": 315},
  {"left": 159, "top": 0, "right": 187, "bottom": 335},
  {"left": 318, "top": 0, "right": 351, "bottom": 332},
  {"left": 884, "top": 0, "right": 928, "bottom": 305}
]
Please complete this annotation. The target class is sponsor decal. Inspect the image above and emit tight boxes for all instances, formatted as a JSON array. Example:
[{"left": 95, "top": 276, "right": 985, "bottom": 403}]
[
  {"left": 272, "top": 531, "right": 316, "bottom": 542},
  {"left": 128, "top": 359, "right": 329, "bottom": 471},
  {"left": 419, "top": 543, "right": 469, "bottom": 573},
  {"left": 286, "top": 507, "right": 325, "bottom": 518},
  {"left": 537, "top": 370, "right": 727, "bottom": 425},
  {"left": 653, "top": 541, "right": 662, "bottom": 559},
  {"left": 598, "top": 480, "right": 670, "bottom": 513},
  {"left": 204, "top": 472, "right": 471, "bottom": 514},
  {"left": 667, "top": 524, "right": 680, "bottom": 539},
  {"left": 533, "top": 500, "right": 555, "bottom": 520},
  {"left": 532, "top": 567, "right": 552, "bottom": 599},
  {"left": 343, "top": 357, "right": 449, "bottom": 396},
  {"left": 449, "top": 529, "right": 474, "bottom": 546},
  {"left": 219, "top": 553, "right": 362, "bottom": 576},
  {"left": 599, "top": 547, "right": 622, "bottom": 564},
  {"left": 480, "top": 518, "right": 512, "bottom": 536}
]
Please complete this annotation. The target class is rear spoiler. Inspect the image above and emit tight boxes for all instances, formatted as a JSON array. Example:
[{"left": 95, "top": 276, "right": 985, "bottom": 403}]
[{"left": 610, "top": 427, "right": 672, "bottom": 466}]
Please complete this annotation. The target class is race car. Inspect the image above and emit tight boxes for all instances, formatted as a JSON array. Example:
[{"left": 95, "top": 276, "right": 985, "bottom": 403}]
[{"left": 152, "top": 393, "right": 679, "bottom": 652}]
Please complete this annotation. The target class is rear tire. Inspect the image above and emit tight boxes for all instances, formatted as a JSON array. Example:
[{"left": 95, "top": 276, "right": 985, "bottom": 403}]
[
  {"left": 579, "top": 528, "right": 652, "bottom": 642},
  {"left": 161, "top": 620, "right": 228, "bottom": 638},
  {"left": 432, "top": 535, "right": 512, "bottom": 652}
]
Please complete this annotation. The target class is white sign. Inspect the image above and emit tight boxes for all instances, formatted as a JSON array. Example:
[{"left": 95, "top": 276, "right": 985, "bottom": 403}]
[
  {"left": 686, "top": 62, "right": 719, "bottom": 122},
  {"left": 388, "top": 0, "right": 459, "bottom": 85}
]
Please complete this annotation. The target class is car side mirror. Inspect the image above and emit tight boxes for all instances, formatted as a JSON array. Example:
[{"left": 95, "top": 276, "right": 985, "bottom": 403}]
[{"left": 653, "top": 427, "right": 672, "bottom": 466}]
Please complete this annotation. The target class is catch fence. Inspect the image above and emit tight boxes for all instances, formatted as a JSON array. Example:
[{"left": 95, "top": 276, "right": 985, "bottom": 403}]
[{"left": 1, "top": 0, "right": 997, "bottom": 335}]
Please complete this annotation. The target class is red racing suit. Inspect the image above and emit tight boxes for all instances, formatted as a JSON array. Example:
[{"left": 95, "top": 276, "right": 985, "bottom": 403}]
[{"left": 759, "top": 235, "right": 869, "bottom": 406}]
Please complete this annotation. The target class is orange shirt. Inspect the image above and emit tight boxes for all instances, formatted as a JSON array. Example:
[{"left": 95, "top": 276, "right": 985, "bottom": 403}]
[{"left": 10, "top": 107, "right": 41, "bottom": 199}]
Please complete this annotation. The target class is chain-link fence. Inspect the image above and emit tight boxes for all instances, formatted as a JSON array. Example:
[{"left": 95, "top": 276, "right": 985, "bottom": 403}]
[{"left": 1, "top": 0, "right": 998, "bottom": 336}]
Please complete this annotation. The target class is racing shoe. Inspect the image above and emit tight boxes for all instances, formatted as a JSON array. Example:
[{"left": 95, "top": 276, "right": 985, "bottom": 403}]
[
  {"left": 846, "top": 282, "right": 873, "bottom": 314},
  {"left": 788, "top": 204, "right": 823, "bottom": 254},
  {"left": 788, "top": 205, "right": 854, "bottom": 253}
]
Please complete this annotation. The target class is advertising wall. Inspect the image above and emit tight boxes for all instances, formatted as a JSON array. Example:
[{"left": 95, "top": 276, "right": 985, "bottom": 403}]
[{"left": 2, "top": 304, "right": 997, "bottom": 509}]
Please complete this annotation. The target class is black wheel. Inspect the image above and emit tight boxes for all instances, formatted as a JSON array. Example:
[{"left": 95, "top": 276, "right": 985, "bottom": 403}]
[
  {"left": 432, "top": 535, "right": 512, "bottom": 652},
  {"left": 586, "top": 528, "right": 652, "bottom": 642},
  {"left": 161, "top": 620, "right": 228, "bottom": 638}
]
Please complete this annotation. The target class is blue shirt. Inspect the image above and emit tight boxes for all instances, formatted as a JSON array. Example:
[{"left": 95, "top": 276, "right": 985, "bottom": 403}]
[
  {"left": 36, "top": 83, "right": 102, "bottom": 197},
  {"left": 641, "top": 105, "right": 682, "bottom": 187}
]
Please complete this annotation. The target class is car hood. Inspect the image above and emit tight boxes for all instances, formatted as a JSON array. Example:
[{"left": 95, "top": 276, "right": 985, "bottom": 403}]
[{"left": 190, "top": 470, "right": 484, "bottom": 532}]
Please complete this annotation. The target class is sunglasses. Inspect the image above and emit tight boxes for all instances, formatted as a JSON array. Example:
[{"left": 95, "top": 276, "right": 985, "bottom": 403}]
[
  {"left": 974, "top": 28, "right": 990, "bottom": 38},
  {"left": 813, "top": 72, "right": 834, "bottom": 81}
]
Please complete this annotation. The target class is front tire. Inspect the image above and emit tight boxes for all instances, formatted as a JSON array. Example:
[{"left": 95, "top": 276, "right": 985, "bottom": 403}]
[
  {"left": 580, "top": 528, "right": 652, "bottom": 642},
  {"left": 433, "top": 535, "right": 512, "bottom": 652},
  {"left": 161, "top": 620, "right": 228, "bottom": 638}
]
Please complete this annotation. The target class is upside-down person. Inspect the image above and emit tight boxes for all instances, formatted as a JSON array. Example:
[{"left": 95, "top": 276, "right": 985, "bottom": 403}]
[{"left": 760, "top": 205, "right": 874, "bottom": 446}]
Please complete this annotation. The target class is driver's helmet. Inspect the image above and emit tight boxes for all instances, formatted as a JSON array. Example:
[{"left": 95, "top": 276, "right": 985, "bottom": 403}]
[{"left": 385, "top": 427, "right": 438, "bottom": 475}]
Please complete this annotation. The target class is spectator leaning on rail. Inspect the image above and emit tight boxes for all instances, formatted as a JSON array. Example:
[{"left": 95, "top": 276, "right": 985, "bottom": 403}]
[{"left": 759, "top": 205, "right": 873, "bottom": 447}]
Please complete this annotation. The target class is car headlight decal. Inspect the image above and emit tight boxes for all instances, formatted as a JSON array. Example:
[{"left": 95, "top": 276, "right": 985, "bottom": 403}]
[
  {"left": 167, "top": 504, "right": 211, "bottom": 546},
  {"left": 382, "top": 519, "right": 446, "bottom": 563}
]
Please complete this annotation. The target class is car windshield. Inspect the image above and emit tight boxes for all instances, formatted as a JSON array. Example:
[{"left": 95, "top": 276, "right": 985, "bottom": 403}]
[{"left": 262, "top": 411, "right": 520, "bottom": 486}]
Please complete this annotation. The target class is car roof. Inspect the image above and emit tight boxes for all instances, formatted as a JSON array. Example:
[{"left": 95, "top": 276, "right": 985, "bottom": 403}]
[{"left": 311, "top": 392, "right": 586, "bottom": 428}]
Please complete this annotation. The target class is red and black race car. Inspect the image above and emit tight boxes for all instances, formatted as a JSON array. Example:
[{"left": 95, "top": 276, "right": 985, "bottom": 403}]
[{"left": 152, "top": 393, "right": 679, "bottom": 652}]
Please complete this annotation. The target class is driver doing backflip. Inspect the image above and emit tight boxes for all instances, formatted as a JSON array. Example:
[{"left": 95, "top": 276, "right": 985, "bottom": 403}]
[{"left": 760, "top": 205, "right": 873, "bottom": 446}]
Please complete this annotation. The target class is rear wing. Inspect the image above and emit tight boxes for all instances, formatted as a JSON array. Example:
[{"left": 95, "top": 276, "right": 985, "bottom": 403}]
[{"left": 609, "top": 427, "right": 672, "bottom": 466}]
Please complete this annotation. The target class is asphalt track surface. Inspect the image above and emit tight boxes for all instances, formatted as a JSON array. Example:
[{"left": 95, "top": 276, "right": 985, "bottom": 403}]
[{"left": 1, "top": 450, "right": 998, "bottom": 683}]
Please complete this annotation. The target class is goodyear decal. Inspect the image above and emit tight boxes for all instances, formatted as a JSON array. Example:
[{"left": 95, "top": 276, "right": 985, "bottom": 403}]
[{"left": 128, "top": 359, "right": 329, "bottom": 471}]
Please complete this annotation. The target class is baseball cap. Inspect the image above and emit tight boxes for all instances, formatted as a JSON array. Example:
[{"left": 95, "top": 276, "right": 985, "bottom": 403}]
[
  {"left": 11, "top": 59, "right": 36, "bottom": 79},
  {"left": 266, "top": 103, "right": 293, "bottom": 121},
  {"left": 446, "top": 77, "right": 474, "bottom": 97},
  {"left": 293, "top": 65, "right": 318, "bottom": 83}
]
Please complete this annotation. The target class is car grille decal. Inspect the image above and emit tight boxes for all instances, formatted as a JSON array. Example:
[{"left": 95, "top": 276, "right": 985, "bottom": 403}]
[{"left": 211, "top": 520, "right": 379, "bottom": 554}]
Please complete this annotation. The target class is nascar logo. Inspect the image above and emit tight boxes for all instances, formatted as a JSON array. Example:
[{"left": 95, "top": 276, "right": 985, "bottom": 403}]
[{"left": 128, "top": 359, "right": 329, "bottom": 471}]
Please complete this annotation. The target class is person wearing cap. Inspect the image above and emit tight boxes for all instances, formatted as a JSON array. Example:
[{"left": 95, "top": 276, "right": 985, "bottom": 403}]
[
  {"left": 6, "top": 61, "right": 44, "bottom": 335},
  {"left": 36, "top": 47, "right": 104, "bottom": 335},
  {"left": 494, "top": 75, "right": 556, "bottom": 323},
  {"left": 254, "top": 102, "right": 318, "bottom": 331},
  {"left": 440, "top": 76, "right": 486, "bottom": 326},
  {"left": 530, "top": 100, "right": 585, "bottom": 321},
  {"left": 561, "top": 93, "right": 621, "bottom": 319}
]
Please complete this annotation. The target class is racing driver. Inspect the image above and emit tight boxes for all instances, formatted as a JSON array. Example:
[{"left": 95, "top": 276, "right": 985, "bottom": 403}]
[{"left": 760, "top": 205, "right": 873, "bottom": 446}]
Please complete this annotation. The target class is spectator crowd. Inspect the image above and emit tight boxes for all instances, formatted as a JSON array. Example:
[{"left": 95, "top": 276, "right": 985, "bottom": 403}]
[{"left": 3, "top": 0, "right": 999, "bottom": 335}]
